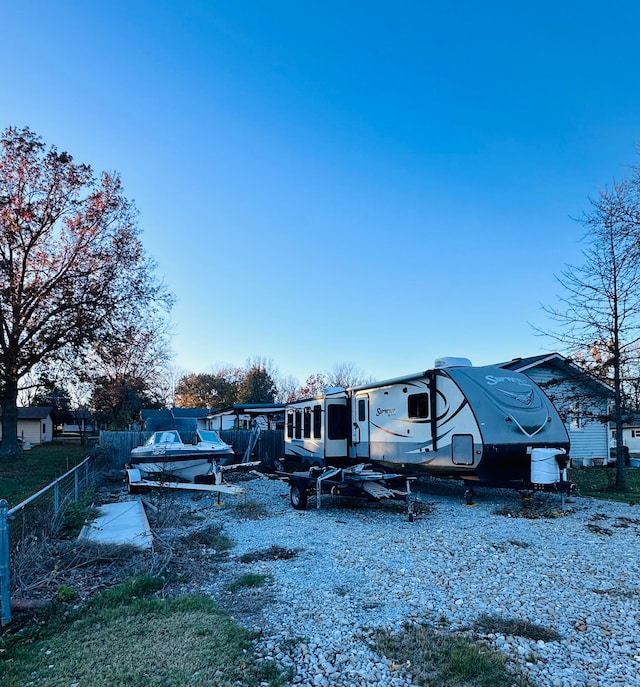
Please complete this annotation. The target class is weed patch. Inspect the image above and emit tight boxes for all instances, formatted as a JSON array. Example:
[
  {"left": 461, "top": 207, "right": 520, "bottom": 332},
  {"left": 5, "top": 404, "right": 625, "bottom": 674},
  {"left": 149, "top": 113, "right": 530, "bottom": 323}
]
[
  {"left": 493, "top": 501, "right": 572, "bottom": 519},
  {"left": 238, "top": 545, "right": 300, "bottom": 563},
  {"left": 474, "top": 614, "right": 561, "bottom": 642},
  {"left": 226, "top": 573, "right": 269, "bottom": 592},
  {"left": 233, "top": 500, "right": 269, "bottom": 519},
  {"left": 181, "top": 524, "right": 234, "bottom": 555},
  {"left": 586, "top": 523, "right": 613, "bottom": 536},
  {"left": 372, "top": 621, "right": 534, "bottom": 687}
]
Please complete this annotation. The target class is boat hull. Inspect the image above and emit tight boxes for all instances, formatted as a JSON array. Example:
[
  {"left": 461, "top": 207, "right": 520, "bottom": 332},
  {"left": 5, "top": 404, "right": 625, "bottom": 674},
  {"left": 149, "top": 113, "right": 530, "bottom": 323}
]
[{"left": 129, "top": 457, "right": 218, "bottom": 482}]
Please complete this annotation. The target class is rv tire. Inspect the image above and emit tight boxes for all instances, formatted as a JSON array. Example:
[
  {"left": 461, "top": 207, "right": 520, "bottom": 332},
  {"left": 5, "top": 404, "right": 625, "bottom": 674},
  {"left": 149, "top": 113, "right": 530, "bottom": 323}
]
[{"left": 290, "top": 484, "right": 308, "bottom": 510}]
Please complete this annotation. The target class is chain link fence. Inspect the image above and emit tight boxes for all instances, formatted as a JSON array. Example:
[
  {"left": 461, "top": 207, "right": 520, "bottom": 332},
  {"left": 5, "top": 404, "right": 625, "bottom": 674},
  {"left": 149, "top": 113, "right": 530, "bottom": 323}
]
[{"left": 1, "top": 456, "right": 95, "bottom": 625}]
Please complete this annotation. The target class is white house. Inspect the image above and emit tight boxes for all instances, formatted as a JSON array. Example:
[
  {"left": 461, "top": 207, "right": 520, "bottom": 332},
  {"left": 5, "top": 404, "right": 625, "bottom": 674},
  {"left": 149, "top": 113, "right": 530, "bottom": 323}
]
[
  {"left": 611, "top": 415, "right": 640, "bottom": 463},
  {"left": 498, "top": 354, "right": 613, "bottom": 466},
  {"left": 206, "top": 404, "right": 285, "bottom": 432}
]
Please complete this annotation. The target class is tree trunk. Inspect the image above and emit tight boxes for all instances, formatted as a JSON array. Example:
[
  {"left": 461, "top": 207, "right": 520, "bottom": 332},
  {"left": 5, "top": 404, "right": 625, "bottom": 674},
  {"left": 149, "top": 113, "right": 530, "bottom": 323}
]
[
  {"left": 613, "top": 348, "right": 628, "bottom": 491},
  {"left": 0, "top": 378, "right": 20, "bottom": 460}
]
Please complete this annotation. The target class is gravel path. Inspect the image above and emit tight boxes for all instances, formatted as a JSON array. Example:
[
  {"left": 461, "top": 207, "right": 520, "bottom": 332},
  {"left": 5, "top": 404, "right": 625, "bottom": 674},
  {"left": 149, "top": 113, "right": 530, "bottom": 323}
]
[{"left": 179, "top": 475, "right": 640, "bottom": 687}]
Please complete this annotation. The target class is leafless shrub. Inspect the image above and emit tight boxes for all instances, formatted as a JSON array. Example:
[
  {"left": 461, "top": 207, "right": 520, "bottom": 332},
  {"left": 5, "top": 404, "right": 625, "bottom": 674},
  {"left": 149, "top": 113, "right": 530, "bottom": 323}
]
[
  {"left": 474, "top": 614, "right": 562, "bottom": 642},
  {"left": 180, "top": 524, "right": 234, "bottom": 556},
  {"left": 233, "top": 500, "right": 269, "bottom": 520},
  {"left": 238, "top": 545, "right": 300, "bottom": 563}
]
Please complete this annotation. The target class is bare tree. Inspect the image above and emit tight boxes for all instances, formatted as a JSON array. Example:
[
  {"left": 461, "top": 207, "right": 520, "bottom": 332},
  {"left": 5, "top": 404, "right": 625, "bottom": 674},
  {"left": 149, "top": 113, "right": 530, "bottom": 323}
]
[
  {"left": 327, "top": 362, "right": 374, "bottom": 388},
  {"left": 0, "top": 126, "right": 172, "bottom": 457},
  {"left": 273, "top": 374, "right": 300, "bottom": 403},
  {"left": 542, "top": 173, "right": 640, "bottom": 490}
]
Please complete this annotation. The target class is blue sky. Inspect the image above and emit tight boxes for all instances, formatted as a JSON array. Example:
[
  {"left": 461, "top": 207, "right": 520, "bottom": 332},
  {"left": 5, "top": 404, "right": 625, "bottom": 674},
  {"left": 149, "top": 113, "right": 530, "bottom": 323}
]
[{"left": 2, "top": 1, "right": 640, "bottom": 385}]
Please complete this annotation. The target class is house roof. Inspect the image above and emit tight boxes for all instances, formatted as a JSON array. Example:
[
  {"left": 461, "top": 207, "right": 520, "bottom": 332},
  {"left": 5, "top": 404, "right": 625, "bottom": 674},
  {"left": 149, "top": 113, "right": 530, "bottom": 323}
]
[
  {"left": 496, "top": 353, "right": 562, "bottom": 371},
  {"left": 498, "top": 353, "right": 614, "bottom": 396},
  {"left": 0, "top": 406, "right": 53, "bottom": 420},
  {"left": 141, "top": 409, "right": 173, "bottom": 422},
  {"left": 171, "top": 407, "right": 209, "bottom": 419},
  {"left": 207, "top": 403, "right": 285, "bottom": 418},
  {"left": 16, "top": 407, "right": 53, "bottom": 420}
]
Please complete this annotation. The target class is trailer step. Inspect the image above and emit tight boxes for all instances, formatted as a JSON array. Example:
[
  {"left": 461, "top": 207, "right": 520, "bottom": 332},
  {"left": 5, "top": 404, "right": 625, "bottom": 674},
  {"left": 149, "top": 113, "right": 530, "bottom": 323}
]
[{"left": 360, "top": 480, "right": 397, "bottom": 500}]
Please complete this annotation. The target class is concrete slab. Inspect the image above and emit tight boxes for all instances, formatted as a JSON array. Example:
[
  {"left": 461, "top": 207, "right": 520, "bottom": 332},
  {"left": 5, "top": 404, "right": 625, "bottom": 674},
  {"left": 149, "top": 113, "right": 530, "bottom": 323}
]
[{"left": 79, "top": 499, "right": 153, "bottom": 550}]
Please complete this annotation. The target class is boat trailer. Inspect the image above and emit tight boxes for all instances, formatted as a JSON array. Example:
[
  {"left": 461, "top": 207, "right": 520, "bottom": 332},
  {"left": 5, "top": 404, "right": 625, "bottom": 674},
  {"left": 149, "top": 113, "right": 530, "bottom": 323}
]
[{"left": 125, "top": 460, "right": 261, "bottom": 503}]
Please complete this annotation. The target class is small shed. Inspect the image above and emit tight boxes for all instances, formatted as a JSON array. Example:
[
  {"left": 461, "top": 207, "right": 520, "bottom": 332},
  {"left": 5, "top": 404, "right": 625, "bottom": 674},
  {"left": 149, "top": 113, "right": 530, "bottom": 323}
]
[{"left": 0, "top": 406, "right": 54, "bottom": 445}]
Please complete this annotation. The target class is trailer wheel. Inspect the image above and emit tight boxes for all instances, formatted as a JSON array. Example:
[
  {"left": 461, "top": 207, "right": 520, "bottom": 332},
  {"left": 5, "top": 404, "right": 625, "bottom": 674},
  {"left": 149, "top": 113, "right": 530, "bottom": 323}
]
[{"left": 290, "top": 484, "right": 308, "bottom": 510}]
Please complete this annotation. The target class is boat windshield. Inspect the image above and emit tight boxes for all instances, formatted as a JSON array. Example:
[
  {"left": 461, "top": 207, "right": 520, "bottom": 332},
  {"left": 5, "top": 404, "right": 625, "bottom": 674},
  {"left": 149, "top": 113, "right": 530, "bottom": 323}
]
[
  {"left": 142, "top": 431, "right": 181, "bottom": 447},
  {"left": 197, "top": 430, "right": 225, "bottom": 445}
]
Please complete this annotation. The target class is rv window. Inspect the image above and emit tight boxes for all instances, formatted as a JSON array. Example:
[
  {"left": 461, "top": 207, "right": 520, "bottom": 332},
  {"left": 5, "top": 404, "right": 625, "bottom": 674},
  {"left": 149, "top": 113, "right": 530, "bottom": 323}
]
[
  {"left": 303, "top": 409, "right": 311, "bottom": 438},
  {"left": 327, "top": 404, "right": 348, "bottom": 440},
  {"left": 295, "top": 410, "right": 302, "bottom": 439},
  {"left": 408, "top": 393, "right": 429, "bottom": 418},
  {"left": 358, "top": 398, "right": 366, "bottom": 422},
  {"left": 287, "top": 411, "right": 294, "bottom": 439},
  {"left": 313, "top": 405, "right": 322, "bottom": 438}
]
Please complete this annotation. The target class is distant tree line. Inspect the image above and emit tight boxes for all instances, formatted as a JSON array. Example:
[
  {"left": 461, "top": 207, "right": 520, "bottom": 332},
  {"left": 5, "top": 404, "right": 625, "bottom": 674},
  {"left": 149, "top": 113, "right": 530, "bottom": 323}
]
[{"left": 173, "top": 360, "right": 373, "bottom": 409}]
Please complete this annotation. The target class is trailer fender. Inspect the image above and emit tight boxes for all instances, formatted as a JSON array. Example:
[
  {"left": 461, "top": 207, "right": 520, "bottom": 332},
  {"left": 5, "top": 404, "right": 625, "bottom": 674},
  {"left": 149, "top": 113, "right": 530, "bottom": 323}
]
[{"left": 125, "top": 468, "right": 142, "bottom": 494}]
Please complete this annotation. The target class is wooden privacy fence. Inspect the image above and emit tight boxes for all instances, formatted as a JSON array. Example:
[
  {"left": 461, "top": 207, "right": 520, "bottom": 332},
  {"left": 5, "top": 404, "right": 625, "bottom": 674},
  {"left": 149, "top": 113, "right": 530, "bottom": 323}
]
[{"left": 99, "top": 430, "right": 285, "bottom": 466}]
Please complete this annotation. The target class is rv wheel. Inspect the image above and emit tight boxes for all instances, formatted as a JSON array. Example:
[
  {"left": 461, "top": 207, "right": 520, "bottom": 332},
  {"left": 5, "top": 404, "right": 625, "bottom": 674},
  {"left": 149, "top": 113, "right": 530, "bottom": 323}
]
[
  {"left": 273, "top": 458, "right": 285, "bottom": 473},
  {"left": 290, "top": 484, "right": 308, "bottom": 510}
]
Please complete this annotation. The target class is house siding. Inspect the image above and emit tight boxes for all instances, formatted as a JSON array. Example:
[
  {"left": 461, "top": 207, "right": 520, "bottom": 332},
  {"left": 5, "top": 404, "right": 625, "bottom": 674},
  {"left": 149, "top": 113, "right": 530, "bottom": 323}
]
[{"left": 514, "top": 362, "right": 611, "bottom": 463}]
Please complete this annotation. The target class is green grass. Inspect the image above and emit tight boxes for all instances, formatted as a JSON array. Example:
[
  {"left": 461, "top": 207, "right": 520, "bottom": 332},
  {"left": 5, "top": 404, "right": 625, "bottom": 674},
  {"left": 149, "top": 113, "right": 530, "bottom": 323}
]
[
  {"left": 372, "top": 621, "right": 535, "bottom": 687},
  {"left": 226, "top": 573, "right": 270, "bottom": 592},
  {"left": 0, "top": 575, "right": 288, "bottom": 687},
  {"left": 0, "top": 443, "right": 89, "bottom": 507},
  {"left": 568, "top": 466, "right": 640, "bottom": 503}
]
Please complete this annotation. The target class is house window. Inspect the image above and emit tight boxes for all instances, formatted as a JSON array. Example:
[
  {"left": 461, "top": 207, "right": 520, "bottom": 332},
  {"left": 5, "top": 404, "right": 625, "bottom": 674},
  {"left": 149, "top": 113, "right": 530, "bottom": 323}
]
[
  {"left": 408, "top": 393, "right": 429, "bottom": 419},
  {"left": 632, "top": 430, "right": 640, "bottom": 439},
  {"left": 568, "top": 402, "right": 583, "bottom": 430},
  {"left": 303, "top": 409, "right": 311, "bottom": 438},
  {"left": 42, "top": 423, "right": 46, "bottom": 434},
  {"left": 287, "top": 411, "right": 294, "bottom": 439}
]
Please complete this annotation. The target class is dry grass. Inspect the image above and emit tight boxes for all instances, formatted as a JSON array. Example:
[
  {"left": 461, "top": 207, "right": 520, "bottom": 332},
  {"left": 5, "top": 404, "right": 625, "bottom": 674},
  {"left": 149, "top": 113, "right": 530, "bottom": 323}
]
[
  {"left": 473, "top": 614, "right": 562, "bottom": 642},
  {"left": 372, "top": 621, "right": 535, "bottom": 687},
  {"left": 237, "top": 544, "right": 300, "bottom": 563}
]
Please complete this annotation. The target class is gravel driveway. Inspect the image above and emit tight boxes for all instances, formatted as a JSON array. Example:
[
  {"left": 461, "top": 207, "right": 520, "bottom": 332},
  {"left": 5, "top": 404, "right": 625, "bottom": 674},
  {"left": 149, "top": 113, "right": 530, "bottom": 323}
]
[{"left": 170, "top": 475, "right": 640, "bottom": 687}]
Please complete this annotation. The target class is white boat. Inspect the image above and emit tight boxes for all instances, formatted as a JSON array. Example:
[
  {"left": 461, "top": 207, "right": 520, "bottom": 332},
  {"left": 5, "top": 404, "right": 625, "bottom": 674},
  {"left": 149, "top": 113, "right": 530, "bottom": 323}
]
[{"left": 129, "top": 429, "right": 235, "bottom": 482}]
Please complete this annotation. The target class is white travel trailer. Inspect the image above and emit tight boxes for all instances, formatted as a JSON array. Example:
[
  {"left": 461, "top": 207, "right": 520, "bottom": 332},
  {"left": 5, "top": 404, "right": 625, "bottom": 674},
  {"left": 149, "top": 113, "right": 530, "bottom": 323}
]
[{"left": 283, "top": 358, "right": 570, "bottom": 498}]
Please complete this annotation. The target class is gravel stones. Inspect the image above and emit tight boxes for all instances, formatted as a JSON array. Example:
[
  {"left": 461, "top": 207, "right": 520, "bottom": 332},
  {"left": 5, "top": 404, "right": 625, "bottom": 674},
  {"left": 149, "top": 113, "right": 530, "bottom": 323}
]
[{"left": 184, "top": 477, "right": 640, "bottom": 687}]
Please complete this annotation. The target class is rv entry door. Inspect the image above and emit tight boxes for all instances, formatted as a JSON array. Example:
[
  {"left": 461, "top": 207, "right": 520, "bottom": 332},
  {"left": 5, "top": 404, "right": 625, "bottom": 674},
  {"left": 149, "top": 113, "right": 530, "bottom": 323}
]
[{"left": 352, "top": 393, "right": 370, "bottom": 459}]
